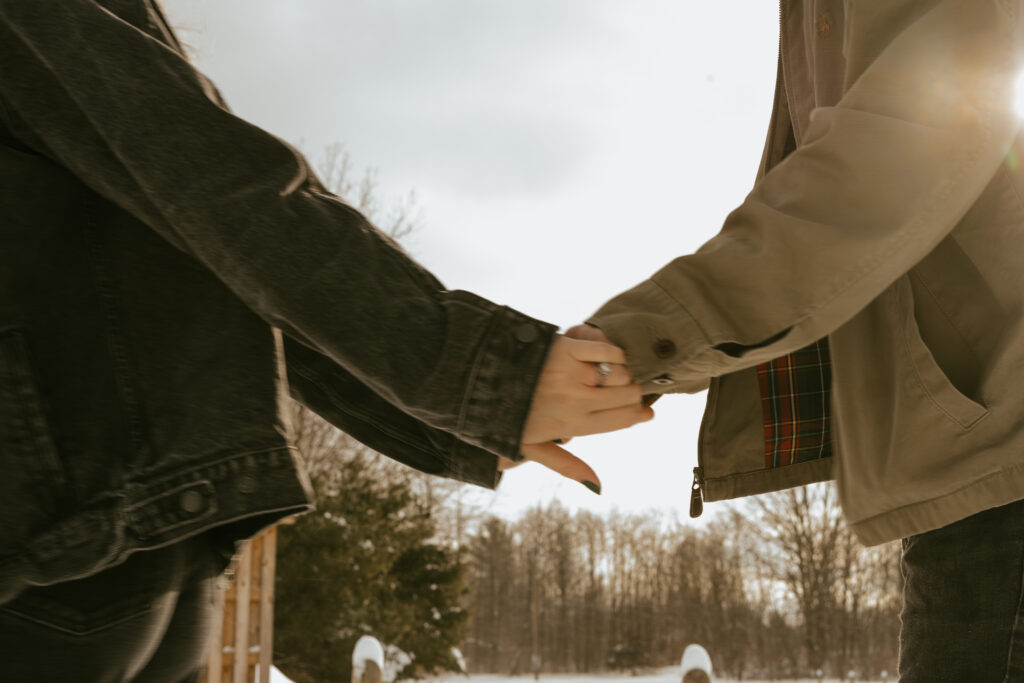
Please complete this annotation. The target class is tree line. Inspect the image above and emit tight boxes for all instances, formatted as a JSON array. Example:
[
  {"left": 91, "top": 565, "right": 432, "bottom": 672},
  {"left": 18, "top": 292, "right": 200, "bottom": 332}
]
[{"left": 461, "top": 486, "right": 902, "bottom": 680}]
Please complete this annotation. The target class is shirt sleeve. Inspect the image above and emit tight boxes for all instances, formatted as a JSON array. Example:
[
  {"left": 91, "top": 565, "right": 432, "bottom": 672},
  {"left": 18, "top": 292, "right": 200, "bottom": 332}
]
[
  {"left": 0, "top": 0, "right": 554, "bottom": 461},
  {"left": 588, "top": 0, "right": 1022, "bottom": 390}
]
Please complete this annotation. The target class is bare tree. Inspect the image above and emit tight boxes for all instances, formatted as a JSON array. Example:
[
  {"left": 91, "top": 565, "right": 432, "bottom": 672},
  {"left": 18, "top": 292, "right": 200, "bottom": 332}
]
[
  {"left": 459, "top": 495, "right": 900, "bottom": 677},
  {"left": 735, "top": 482, "right": 901, "bottom": 678},
  {"left": 738, "top": 484, "right": 846, "bottom": 672}
]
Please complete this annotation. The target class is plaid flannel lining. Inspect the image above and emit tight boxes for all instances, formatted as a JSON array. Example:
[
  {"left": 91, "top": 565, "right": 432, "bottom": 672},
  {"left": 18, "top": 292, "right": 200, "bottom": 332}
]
[{"left": 756, "top": 337, "right": 833, "bottom": 469}]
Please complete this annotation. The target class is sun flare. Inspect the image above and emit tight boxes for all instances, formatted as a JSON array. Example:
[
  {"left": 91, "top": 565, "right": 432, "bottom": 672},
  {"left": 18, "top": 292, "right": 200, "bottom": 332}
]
[{"left": 1015, "top": 69, "right": 1024, "bottom": 117}]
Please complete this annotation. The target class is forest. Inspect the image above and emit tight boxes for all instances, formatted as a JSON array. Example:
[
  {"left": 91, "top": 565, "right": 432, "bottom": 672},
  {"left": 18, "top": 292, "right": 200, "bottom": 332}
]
[{"left": 273, "top": 400, "right": 901, "bottom": 682}]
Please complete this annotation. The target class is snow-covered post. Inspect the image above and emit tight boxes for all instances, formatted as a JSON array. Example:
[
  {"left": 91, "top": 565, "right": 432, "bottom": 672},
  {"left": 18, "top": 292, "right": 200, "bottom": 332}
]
[
  {"left": 451, "top": 647, "right": 467, "bottom": 676},
  {"left": 680, "top": 644, "right": 712, "bottom": 683},
  {"left": 352, "top": 635, "right": 385, "bottom": 683}
]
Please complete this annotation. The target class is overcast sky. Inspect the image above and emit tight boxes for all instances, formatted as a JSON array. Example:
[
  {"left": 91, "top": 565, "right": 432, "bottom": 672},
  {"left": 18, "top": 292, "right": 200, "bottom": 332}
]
[{"left": 160, "top": 0, "right": 780, "bottom": 523}]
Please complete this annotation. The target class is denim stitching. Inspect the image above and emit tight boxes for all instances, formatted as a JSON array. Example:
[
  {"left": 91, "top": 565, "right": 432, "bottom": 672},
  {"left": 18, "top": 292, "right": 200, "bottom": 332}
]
[
  {"left": 82, "top": 197, "right": 150, "bottom": 470},
  {"left": 290, "top": 363, "right": 442, "bottom": 460},
  {"left": 1, "top": 598, "right": 153, "bottom": 637},
  {"left": 0, "top": 330, "right": 65, "bottom": 483}
]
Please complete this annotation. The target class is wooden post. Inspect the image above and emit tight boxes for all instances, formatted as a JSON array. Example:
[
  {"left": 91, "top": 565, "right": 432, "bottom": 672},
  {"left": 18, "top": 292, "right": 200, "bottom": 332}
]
[
  {"left": 233, "top": 542, "right": 253, "bottom": 683},
  {"left": 205, "top": 579, "right": 226, "bottom": 683},
  {"left": 258, "top": 527, "right": 277, "bottom": 683},
  {"left": 198, "top": 524, "right": 284, "bottom": 683}
]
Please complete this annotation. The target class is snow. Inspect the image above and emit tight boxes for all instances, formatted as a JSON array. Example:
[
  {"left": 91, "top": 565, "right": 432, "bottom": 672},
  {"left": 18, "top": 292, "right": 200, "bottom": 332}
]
[
  {"left": 270, "top": 667, "right": 295, "bottom": 683},
  {"left": 419, "top": 672, "right": 890, "bottom": 683},
  {"left": 680, "top": 644, "right": 712, "bottom": 676},
  {"left": 353, "top": 635, "right": 386, "bottom": 670},
  {"left": 265, "top": 664, "right": 891, "bottom": 683},
  {"left": 250, "top": 665, "right": 296, "bottom": 683}
]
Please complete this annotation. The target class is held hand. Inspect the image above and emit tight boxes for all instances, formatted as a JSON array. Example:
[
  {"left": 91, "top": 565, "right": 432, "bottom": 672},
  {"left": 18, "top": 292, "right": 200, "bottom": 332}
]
[
  {"left": 510, "top": 335, "right": 653, "bottom": 494},
  {"left": 520, "top": 336, "right": 651, "bottom": 444},
  {"left": 568, "top": 323, "right": 660, "bottom": 408},
  {"left": 564, "top": 323, "right": 612, "bottom": 345}
]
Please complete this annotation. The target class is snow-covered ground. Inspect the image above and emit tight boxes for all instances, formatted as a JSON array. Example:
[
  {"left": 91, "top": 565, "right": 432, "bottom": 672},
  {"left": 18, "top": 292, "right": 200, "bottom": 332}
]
[
  {"left": 422, "top": 671, "right": 890, "bottom": 683},
  {"left": 269, "top": 664, "right": 891, "bottom": 683},
  {"left": 262, "top": 665, "right": 297, "bottom": 683}
]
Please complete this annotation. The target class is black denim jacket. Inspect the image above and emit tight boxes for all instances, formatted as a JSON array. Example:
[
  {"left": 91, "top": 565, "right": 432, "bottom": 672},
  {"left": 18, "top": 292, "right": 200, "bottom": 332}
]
[{"left": 0, "top": 0, "right": 555, "bottom": 602}]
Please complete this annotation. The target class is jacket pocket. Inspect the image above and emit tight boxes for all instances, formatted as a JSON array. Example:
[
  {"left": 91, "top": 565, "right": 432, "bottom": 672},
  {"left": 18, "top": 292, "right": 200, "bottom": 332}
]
[
  {"left": 0, "top": 329, "right": 67, "bottom": 554},
  {"left": 896, "top": 277, "right": 988, "bottom": 430}
]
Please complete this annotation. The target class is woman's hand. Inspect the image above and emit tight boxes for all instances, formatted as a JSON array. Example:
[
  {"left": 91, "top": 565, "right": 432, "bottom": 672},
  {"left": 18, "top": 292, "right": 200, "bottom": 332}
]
[
  {"left": 520, "top": 336, "right": 648, "bottom": 443},
  {"left": 506, "top": 334, "right": 652, "bottom": 494}
]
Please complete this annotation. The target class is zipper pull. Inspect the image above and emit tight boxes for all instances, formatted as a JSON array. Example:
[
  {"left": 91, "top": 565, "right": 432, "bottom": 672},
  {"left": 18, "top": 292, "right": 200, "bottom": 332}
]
[{"left": 689, "top": 467, "right": 704, "bottom": 519}]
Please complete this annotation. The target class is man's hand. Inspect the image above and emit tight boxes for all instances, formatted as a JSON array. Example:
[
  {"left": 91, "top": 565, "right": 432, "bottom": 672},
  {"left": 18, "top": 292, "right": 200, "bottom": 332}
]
[
  {"left": 506, "top": 334, "right": 653, "bottom": 494},
  {"left": 564, "top": 323, "right": 613, "bottom": 345}
]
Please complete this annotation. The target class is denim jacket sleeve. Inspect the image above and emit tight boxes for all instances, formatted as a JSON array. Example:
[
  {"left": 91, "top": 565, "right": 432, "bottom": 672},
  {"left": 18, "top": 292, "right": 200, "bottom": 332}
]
[
  {"left": 0, "top": 0, "right": 555, "bottom": 464},
  {"left": 284, "top": 338, "right": 503, "bottom": 489}
]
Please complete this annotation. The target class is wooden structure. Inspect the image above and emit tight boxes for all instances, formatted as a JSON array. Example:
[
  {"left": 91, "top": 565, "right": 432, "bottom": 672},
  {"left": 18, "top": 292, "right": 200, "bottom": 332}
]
[{"left": 199, "top": 525, "right": 279, "bottom": 683}]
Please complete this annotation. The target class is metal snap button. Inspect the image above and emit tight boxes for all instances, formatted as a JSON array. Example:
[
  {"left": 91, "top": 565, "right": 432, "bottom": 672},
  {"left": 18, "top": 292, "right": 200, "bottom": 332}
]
[
  {"left": 651, "top": 376, "right": 674, "bottom": 386},
  {"left": 179, "top": 489, "right": 204, "bottom": 514},
  {"left": 514, "top": 323, "right": 539, "bottom": 343},
  {"left": 653, "top": 339, "right": 677, "bottom": 359}
]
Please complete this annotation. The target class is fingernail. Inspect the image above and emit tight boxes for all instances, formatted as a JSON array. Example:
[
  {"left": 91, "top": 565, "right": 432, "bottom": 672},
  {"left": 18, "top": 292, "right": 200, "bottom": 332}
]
[{"left": 582, "top": 480, "right": 601, "bottom": 495}]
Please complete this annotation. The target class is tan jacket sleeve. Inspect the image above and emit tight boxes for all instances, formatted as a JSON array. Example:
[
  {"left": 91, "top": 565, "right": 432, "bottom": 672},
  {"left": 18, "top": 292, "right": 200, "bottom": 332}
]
[{"left": 589, "top": 0, "right": 1023, "bottom": 391}]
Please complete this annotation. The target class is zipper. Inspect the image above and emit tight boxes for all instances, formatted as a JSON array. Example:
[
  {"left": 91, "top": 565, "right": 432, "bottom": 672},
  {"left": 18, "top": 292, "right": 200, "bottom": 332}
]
[
  {"left": 689, "top": 466, "right": 704, "bottom": 519},
  {"left": 777, "top": 0, "right": 801, "bottom": 149},
  {"left": 767, "top": 0, "right": 793, "bottom": 173},
  {"left": 692, "top": 377, "right": 713, "bottom": 519}
]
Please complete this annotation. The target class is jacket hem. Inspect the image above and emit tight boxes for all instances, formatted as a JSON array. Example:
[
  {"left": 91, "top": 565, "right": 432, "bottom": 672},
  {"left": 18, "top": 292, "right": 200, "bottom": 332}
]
[
  {"left": 702, "top": 457, "right": 834, "bottom": 502},
  {"left": 846, "top": 462, "right": 1024, "bottom": 546},
  {"left": 0, "top": 446, "right": 312, "bottom": 604}
]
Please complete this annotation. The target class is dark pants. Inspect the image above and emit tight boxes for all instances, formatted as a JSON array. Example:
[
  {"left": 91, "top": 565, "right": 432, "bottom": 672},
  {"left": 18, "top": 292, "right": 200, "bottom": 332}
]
[
  {"left": 900, "top": 498, "right": 1024, "bottom": 682},
  {"left": 0, "top": 533, "right": 226, "bottom": 682}
]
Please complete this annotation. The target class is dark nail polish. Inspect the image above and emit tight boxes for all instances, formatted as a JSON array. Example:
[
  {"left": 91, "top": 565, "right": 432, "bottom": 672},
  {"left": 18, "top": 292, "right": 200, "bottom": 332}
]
[{"left": 582, "top": 480, "right": 601, "bottom": 495}]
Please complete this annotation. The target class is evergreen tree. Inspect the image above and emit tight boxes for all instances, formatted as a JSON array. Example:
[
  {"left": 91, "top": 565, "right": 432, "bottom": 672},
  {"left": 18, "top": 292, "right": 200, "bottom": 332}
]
[{"left": 274, "top": 450, "right": 469, "bottom": 682}]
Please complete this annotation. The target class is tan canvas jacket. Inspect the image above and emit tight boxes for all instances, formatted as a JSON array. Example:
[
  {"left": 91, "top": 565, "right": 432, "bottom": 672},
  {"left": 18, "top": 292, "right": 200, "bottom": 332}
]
[{"left": 589, "top": 0, "right": 1024, "bottom": 545}]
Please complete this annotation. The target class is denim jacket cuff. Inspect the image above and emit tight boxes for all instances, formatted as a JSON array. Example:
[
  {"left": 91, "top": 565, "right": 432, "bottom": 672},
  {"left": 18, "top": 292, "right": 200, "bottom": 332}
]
[
  {"left": 447, "top": 439, "right": 504, "bottom": 490},
  {"left": 456, "top": 306, "right": 557, "bottom": 462}
]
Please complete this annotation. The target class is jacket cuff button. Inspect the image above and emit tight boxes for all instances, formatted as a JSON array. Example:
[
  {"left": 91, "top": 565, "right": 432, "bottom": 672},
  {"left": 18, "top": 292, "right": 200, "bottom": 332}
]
[
  {"left": 514, "top": 323, "right": 539, "bottom": 343},
  {"left": 653, "top": 339, "right": 677, "bottom": 359}
]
